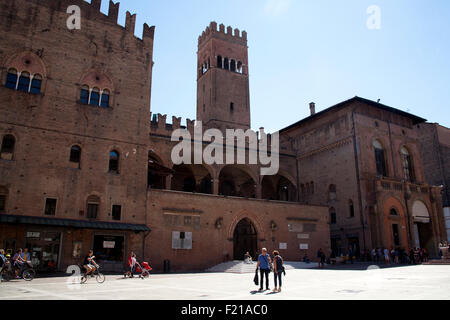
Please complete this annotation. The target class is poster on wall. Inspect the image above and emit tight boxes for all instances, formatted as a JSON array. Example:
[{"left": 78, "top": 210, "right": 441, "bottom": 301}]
[
  {"left": 72, "top": 241, "right": 82, "bottom": 258},
  {"left": 300, "top": 244, "right": 309, "bottom": 250},
  {"left": 103, "top": 241, "right": 116, "bottom": 249}
]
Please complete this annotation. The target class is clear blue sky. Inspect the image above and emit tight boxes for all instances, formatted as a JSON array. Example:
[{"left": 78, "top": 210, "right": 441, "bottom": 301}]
[{"left": 96, "top": 0, "right": 450, "bottom": 132}]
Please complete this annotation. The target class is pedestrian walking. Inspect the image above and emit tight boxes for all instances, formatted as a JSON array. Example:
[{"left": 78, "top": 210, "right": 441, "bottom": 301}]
[
  {"left": 256, "top": 248, "right": 272, "bottom": 291},
  {"left": 317, "top": 248, "right": 326, "bottom": 268},
  {"left": 125, "top": 251, "right": 136, "bottom": 278},
  {"left": 383, "top": 248, "right": 390, "bottom": 264},
  {"left": 272, "top": 250, "right": 284, "bottom": 293}
]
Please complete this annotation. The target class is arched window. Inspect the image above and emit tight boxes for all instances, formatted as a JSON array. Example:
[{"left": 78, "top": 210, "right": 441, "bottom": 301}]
[
  {"left": 80, "top": 85, "right": 89, "bottom": 104},
  {"left": 237, "top": 61, "right": 243, "bottom": 73},
  {"left": 109, "top": 150, "right": 119, "bottom": 173},
  {"left": 30, "top": 74, "right": 42, "bottom": 94},
  {"left": 230, "top": 59, "right": 236, "bottom": 72},
  {"left": 390, "top": 208, "right": 398, "bottom": 216},
  {"left": 89, "top": 87, "right": 100, "bottom": 106},
  {"left": 1, "top": 135, "right": 15, "bottom": 160},
  {"left": 5, "top": 69, "right": 18, "bottom": 89},
  {"left": 70, "top": 145, "right": 81, "bottom": 164},
  {"left": 349, "top": 200, "right": 355, "bottom": 218},
  {"left": 224, "top": 57, "right": 229, "bottom": 70},
  {"left": 17, "top": 72, "right": 30, "bottom": 92},
  {"left": 330, "top": 207, "right": 337, "bottom": 224},
  {"left": 400, "top": 147, "right": 414, "bottom": 182},
  {"left": 373, "top": 140, "right": 387, "bottom": 177},
  {"left": 100, "top": 89, "right": 110, "bottom": 108},
  {"left": 217, "top": 55, "right": 222, "bottom": 68}
]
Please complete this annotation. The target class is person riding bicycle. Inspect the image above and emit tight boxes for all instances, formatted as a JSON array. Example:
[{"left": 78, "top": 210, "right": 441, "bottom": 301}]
[
  {"left": 12, "top": 249, "right": 27, "bottom": 278},
  {"left": 83, "top": 250, "right": 98, "bottom": 277}
]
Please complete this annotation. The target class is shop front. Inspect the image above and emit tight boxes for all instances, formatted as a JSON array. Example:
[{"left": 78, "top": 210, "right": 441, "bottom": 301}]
[{"left": 0, "top": 214, "right": 150, "bottom": 273}]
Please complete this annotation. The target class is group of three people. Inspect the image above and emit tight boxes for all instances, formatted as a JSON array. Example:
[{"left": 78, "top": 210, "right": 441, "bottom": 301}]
[{"left": 255, "top": 248, "right": 285, "bottom": 292}]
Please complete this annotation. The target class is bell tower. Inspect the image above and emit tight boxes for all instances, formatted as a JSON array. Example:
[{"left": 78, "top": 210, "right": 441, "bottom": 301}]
[{"left": 197, "top": 22, "right": 250, "bottom": 132}]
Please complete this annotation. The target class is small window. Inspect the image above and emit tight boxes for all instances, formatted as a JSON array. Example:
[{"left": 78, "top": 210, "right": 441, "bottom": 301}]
[
  {"left": 230, "top": 102, "right": 234, "bottom": 112},
  {"left": 0, "top": 194, "right": 6, "bottom": 212},
  {"left": 390, "top": 208, "right": 398, "bottom": 216},
  {"left": 5, "top": 69, "right": 18, "bottom": 89},
  {"left": 1, "top": 135, "right": 15, "bottom": 154},
  {"left": 44, "top": 198, "right": 57, "bottom": 216},
  {"left": 112, "top": 205, "right": 121, "bottom": 221},
  {"left": 237, "top": 61, "right": 243, "bottom": 73},
  {"left": 87, "top": 203, "right": 99, "bottom": 219},
  {"left": 90, "top": 88, "right": 100, "bottom": 106},
  {"left": 80, "top": 85, "right": 89, "bottom": 104},
  {"left": 217, "top": 55, "right": 222, "bottom": 68},
  {"left": 330, "top": 207, "right": 337, "bottom": 224},
  {"left": 349, "top": 200, "right": 355, "bottom": 218},
  {"left": 70, "top": 145, "right": 81, "bottom": 163},
  {"left": 224, "top": 57, "right": 229, "bottom": 70},
  {"left": 109, "top": 150, "right": 119, "bottom": 173},
  {"left": 30, "top": 75, "right": 42, "bottom": 94},
  {"left": 100, "top": 90, "right": 110, "bottom": 108},
  {"left": 329, "top": 184, "right": 337, "bottom": 200},
  {"left": 230, "top": 59, "right": 236, "bottom": 72},
  {"left": 17, "top": 72, "right": 30, "bottom": 92},
  {"left": 86, "top": 195, "right": 100, "bottom": 219}
]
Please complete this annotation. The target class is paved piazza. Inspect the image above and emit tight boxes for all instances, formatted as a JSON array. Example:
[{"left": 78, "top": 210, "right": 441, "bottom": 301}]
[{"left": 1, "top": 265, "right": 449, "bottom": 300}]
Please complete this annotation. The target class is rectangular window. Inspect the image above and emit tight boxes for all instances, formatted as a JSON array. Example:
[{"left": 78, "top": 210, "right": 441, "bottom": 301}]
[
  {"left": 172, "top": 231, "right": 192, "bottom": 250},
  {"left": 0, "top": 194, "right": 6, "bottom": 212},
  {"left": 87, "top": 203, "right": 99, "bottom": 219},
  {"left": 44, "top": 198, "right": 57, "bottom": 216},
  {"left": 112, "top": 205, "right": 121, "bottom": 221}
]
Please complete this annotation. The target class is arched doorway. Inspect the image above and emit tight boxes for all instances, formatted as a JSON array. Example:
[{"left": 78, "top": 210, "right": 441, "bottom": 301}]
[
  {"left": 412, "top": 200, "right": 433, "bottom": 252},
  {"left": 233, "top": 218, "right": 257, "bottom": 261}
]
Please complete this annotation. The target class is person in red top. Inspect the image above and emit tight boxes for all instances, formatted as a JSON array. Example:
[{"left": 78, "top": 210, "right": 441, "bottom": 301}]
[{"left": 125, "top": 251, "right": 136, "bottom": 278}]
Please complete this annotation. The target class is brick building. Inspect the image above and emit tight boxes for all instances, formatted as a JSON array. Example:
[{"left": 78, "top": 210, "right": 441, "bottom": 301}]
[
  {"left": 0, "top": 0, "right": 330, "bottom": 273},
  {"left": 416, "top": 123, "right": 450, "bottom": 242},
  {"left": 0, "top": 0, "right": 445, "bottom": 273},
  {"left": 280, "top": 98, "right": 447, "bottom": 257}
]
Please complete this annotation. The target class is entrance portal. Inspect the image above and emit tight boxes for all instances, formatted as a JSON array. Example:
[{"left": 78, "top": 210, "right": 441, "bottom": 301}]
[{"left": 233, "top": 219, "right": 257, "bottom": 261}]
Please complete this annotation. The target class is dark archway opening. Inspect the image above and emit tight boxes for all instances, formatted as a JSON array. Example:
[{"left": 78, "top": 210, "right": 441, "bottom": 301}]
[{"left": 233, "top": 218, "right": 257, "bottom": 261}]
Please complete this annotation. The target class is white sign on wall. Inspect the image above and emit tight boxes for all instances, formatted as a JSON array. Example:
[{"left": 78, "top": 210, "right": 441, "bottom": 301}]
[
  {"left": 103, "top": 241, "right": 115, "bottom": 249},
  {"left": 279, "top": 243, "right": 287, "bottom": 250},
  {"left": 299, "top": 244, "right": 309, "bottom": 250}
]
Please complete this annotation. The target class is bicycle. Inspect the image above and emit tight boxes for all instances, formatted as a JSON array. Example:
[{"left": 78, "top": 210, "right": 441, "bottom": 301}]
[
  {"left": 80, "top": 263, "right": 105, "bottom": 284},
  {"left": 1, "top": 261, "right": 35, "bottom": 282}
]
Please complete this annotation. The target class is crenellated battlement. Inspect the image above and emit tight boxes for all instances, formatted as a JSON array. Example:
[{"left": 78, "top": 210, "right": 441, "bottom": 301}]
[
  {"left": 29, "top": 0, "right": 155, "bottom": 42},
  {"left": 149, "top": 113, "right": 277, "bottom": 151},
  {"left": 198, "top": 21, "right": 247, "bottom": 48}
]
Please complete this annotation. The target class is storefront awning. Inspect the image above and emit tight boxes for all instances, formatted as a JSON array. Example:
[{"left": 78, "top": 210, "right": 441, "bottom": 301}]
[{"left": 0, "top": 214, "right": 150, "bottom": 232}]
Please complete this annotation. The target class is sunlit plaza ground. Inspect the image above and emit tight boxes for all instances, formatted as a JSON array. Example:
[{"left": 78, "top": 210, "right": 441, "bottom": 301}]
[{"left": 1, "top": 264, "right": 449, "bottom": 300}]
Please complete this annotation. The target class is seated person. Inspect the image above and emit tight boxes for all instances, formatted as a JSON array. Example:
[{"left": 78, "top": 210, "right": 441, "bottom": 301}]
[{"left": 302, "top": 254, "right": 310, "bottom": 263}]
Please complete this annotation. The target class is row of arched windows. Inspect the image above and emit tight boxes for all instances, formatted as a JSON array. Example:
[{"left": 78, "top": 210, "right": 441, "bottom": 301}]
[
  {"left": 5, "top": 69, "right": 42, "bottom": 94},
  {"left": 217, "top": 56, "right": 243, "bottom": 73},
  {"left": 373, "top": 140, "right": 415, "bottom": 182},
  {"left": 79, "top": 85, "right": 110, "bottom": 108}
]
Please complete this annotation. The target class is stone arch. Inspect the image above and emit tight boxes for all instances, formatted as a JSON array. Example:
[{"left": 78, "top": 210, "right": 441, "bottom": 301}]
[
  {"left": 381, "top": 196, "right": 408, "bottom": 249},
  {"left": 227, "top": 210, "right": 266, "bottom": 242},
  {"left": 218, "top": 165, "right": 257, "bottom": 198}
]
